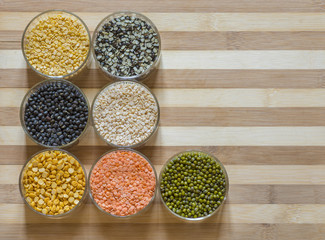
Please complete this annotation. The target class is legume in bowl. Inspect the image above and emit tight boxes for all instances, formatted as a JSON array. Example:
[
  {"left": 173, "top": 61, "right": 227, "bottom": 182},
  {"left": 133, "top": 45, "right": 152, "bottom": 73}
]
[
  {"left": 159, "top": 150, "right": 229, "bottom": 221},
  {"left": 92, "top": 81, "right": 160, "bottom": 148},
  {"left": 19, "top": 149, "right": 87, "bottom": 218},
  {"left": 22, "top": 10, "right": 91, "bottom": 79},
  {"left": 92, "top": 11, "right": 161, "bottom": 81},
  {"left": 89, "top": 149, "right": 157, "bottom": 218},
  {"left": 20, "top": 79, "right": 90, "bottom": 148}
]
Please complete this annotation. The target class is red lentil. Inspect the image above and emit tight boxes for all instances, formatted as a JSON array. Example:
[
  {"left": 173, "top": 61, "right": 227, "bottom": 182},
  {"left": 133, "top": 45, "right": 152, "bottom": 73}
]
[{"left": 90, "top": 150, "right": 156, "bottom": 216}]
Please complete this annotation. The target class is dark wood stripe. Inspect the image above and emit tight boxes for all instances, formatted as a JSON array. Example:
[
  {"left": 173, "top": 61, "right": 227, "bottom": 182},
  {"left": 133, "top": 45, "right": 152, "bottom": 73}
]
[
  {"left": 1, "top": 0, "right": 325, "bottom": 12},
  {"left": 229, "top": 185, "right": 325, "bottom": 204},
  {"left": 1, "top": 146, "right": 325, "bottom": 165},
  {"left": 1, "top": 69, "right": 325, "bottom": 89},
  {"left": 4, "top": 184, "right": 325, "bottom": 204},
  {"left": 5, "top": 107, "right": 325, "bottom": 127},
  {"left": 0, "top": 42, "right": 19, "bottom": 49},
  {"left": 0, "top": 31, "right": 21, "bottom": 42},
  {"left": 3, "top": 31, "right": 325, "bottom": 50},
  {"left": 0, "top": 223, "right": 324, "bottom": 240},
  {"left": 223, "top": 31, "right": 325, "bottom": 50}
]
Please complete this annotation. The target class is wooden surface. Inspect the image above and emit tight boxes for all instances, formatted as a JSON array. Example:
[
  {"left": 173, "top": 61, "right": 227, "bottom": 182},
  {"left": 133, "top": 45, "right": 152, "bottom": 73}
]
[{"left": 1, "top": 1, "right": 325, "bottom": 239}]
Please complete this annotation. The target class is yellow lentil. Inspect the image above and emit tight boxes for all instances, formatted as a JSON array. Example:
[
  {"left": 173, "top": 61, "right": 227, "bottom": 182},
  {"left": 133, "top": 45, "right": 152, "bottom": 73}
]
[
  {"left": 24, "top": 14, "right": 89, "bottom": 76},
  {"left": 22, "top": 150, "right": 86, "bottom": 216}
]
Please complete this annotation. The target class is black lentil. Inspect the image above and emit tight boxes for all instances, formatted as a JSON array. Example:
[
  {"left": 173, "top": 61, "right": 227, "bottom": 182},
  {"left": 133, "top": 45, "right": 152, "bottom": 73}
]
[
  {"left": 94, "top": 14, "right": 160, "bottom": 77},
  {"left": 160, "top": 151, "right": 227, "bottom": 219},
  {"left": 23, "top": 81, "right": 89, "bottom": 147}
]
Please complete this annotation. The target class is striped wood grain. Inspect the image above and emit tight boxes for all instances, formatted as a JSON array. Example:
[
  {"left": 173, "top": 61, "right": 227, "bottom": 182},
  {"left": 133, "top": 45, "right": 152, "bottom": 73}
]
[
  {"left": 4, "top": 107, "right": 325, "bottom": 126},
  {"left": 2, "top": 0, "right": 325, "bottom": 12},
  {"left": 3, "top": 13, "right": 325, "bottom": 31},
  {"left": 2, "top": 146, "right": 325, "bottom": 165},
  {"left": 1, "top": 69, "right": 325, "bottom": 88},
  {"left": 2, "top": 126, "right": 325, "bottom": 146},
  {"left": 3, "top": 184, "right": 325, "bottom": 204},
  {"left": 0, "top": 223, "right": 324, "bottom": 240},
  {"left": 4, "top": 50, "right": 325, "bottom": 69},
  {"left": 3, "top": 31, "right": 325, "bottom": 50},
  {"left": 2, "top": 164, "right": 325, "bottom": 185},
  {"left": 4, "top": 88, "right": 325, "bottom": 108},
  {"left": 1, "top": 5, "right": 325, "bottom": 240},
  {"left": 1, "top": 203, "right": 325, "bottom": 224}
]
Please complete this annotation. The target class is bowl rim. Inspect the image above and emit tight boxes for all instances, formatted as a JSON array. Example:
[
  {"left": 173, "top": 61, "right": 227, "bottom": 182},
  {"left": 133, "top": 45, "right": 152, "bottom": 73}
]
[
  {"left": 91, "top": 10, "right": 162, "bottom": 81},
  {"left": 88, "top": 148, "right": 158, "bottom": 218},
  {"left": 158, "top": 150, "right": 229, "bottom": 221},
  {"left": 18, "top": 148, "right": 88, "bottom": 218},
  {"left": 91, "top": 80, "right": 160, "bottom": 148},
  {"left": 19, "top": 78, "right": 91, "bottom": 148},
  {"left": 21, "top": 9, "right": 91, "bottom": 79}
]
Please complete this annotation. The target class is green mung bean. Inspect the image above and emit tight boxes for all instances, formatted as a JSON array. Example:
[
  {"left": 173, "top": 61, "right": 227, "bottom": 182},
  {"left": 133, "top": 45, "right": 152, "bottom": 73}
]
[{"left": 160, "top": 151, "right": 227, "bottom": 219}]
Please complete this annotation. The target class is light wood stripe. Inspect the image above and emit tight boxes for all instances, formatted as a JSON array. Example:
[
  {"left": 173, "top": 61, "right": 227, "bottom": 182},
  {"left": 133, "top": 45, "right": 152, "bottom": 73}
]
[
  {"left": 0, "top": 107, "right": 18, "bottom": 126},
  {"left": 3, "top": 164, "right": 325, "bottom": 185},
  {"left": 1, "top": 223, "right": 324, "bottom": 240},
  {"left": 3, "top": 13, "right": 325, "bottom": 31},
  {"left": 3, "top": 184, "right": 325, "bottom": 204},
  {"left": 2, "top": 126, "right": 325, "bottom": 146},
  {"left": 5, "top": 107, "right": 325, "bottom": 127},
  {"left": 155, "top": 88, "right": 325, "bottom": 107},
  {"left": 1, "top": 0, "right": 325, "bottom": 12},
  {"left": 4, "top": 50, "right": 325, "bottom": 70},
  {"left": 1, "top": 69, "right": 325, "bottom": 89},
  {"left": 6, "top": 124, "right": 325, "bottom": 147},
  {"left": 5, "top": 88, "right": 325, "bottom": 108},
  {"left": 160, "top": 107, "right": 325, "bottom": 126},
  {"left": 2, "top": 146, "right": 325, "bottom": 165},
  {"left": 1, "top": 203, "right": 325, "bottom": 223},
  {"left": 4, "top": 31, "right": 325, "bottom": 50}
]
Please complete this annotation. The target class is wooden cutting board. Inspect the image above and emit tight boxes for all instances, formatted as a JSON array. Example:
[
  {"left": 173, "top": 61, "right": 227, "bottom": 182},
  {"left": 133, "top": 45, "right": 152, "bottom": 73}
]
[{"left": 1, "top": 1, "right": 325, "bottom": 239}]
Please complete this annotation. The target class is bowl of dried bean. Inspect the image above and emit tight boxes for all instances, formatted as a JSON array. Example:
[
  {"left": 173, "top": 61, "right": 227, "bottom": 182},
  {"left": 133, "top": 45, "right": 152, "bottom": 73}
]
[
  {"left": 159, "top": 150, "right": 229, "bottom": 221},
  {"left": 22, "top": 9, "right": 91, "bottom": 79},
  {"left": 19, "top": 149, "right": 87, "bottom": 218},
  {"left": 91, "top": 80, "right": 160, "bottom": 148},
  {"left": 89, "top": 149, "right": 157, "bottom": 218},
  {"left": 92, "top": 11, "right": 161, "bottom": 81},
  {"left": 20, "top": 79, "right": 90, "bottom": 148}
]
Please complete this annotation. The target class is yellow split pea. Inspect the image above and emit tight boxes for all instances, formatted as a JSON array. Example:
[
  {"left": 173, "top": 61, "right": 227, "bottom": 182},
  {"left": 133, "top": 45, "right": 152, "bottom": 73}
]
[
  {"left": 24, "top": 14, "right": 89, "bottom": 76},
  {"left": 21, "top": 150, "right": 86, "bottom": 216}
]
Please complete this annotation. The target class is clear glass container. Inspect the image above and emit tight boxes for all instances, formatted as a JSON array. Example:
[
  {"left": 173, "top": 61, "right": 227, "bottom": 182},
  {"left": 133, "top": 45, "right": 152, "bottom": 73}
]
[
  {"left": 159, "top": 150, "right": 229, "bottom": 221},
  {"left": 19, "top": 148, "right": 88, "bottom": 218},
  {"left": 22, "top": 9, "right": 91, "bottom": 80},
  {"left": 91, "top": 80, "right": 160, "bottom": 148},
  {"left": 88, "top": 149, "right": 157, "bottom": 218},
  {"left": 92, "top": 11, "right": 161, "bottom": 81},
  {"left": 20, "top": 78, "right": 90, "bottom": 148}
]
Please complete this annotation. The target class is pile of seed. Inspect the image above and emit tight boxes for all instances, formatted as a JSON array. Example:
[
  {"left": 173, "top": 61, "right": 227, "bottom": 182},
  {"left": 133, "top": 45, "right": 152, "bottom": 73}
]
[
  {"left": 93, "top": 81, "right": 158, "bottom": 146},
  {"left": 90, "top": 150, "right": 156, "bottom": 216},
  {"left": 24, "top": 81, "right": 88, "bottom": 147},
  {"left": 21, "top": 150, "right": 86, "bottom": 216},
  {"left": 24, "top": 14, "right": 89, "bottom": 76},
  {"left": 160, "top": 151, "right": 227, "bottom": 219},
  {"left": 94, "top": 15, "right": 159, "bottom": 77}
]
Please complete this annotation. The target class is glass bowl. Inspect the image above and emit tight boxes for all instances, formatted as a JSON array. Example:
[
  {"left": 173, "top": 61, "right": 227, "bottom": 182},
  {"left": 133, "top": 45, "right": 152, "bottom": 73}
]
[
  {"left": 88, "top": 149, "right": 157, "bottom": 218},
  {"left": 22, "top": 9, "right": 91, "bottom": 79},
  {"left": 159, "top": 150, "right": 229, "bottom": 221},
  {"left": 19, "top": 148, "right": 88, "bottom": 218},
  {"left": 91, "top": 80, "right": 160, "bottom": 148},
  {"left": 20, "top": 78, "right": 90, "bottom": 148},
  {"left": 92, "top": 11, "right": 161, "bottom": 81}
]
